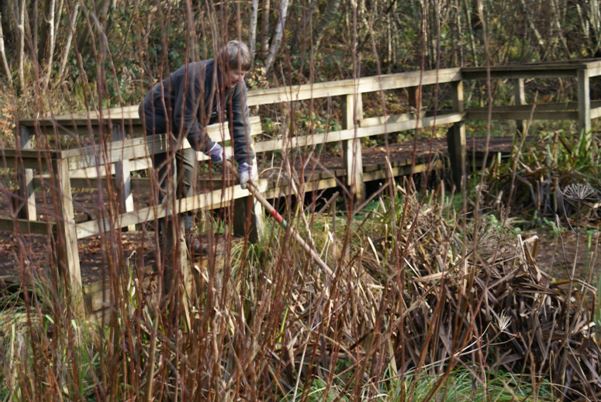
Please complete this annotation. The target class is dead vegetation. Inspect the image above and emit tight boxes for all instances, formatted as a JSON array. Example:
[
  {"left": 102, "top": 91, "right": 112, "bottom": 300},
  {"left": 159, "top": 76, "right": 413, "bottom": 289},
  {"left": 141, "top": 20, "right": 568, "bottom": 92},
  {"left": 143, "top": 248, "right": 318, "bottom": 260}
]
[{"left": 4, "top": 187, "right": 598, "bottom": 400}]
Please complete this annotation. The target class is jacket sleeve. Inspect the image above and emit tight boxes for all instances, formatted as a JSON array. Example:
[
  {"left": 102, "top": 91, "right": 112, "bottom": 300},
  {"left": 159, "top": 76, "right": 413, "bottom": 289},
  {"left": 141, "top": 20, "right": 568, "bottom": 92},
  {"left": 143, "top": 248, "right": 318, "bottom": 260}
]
[
  {"left": 229, "top": 81, "right": 254, "bottom": 166},
  {"left": 173, "top": 64, "right": 215, "bottom": 153}
]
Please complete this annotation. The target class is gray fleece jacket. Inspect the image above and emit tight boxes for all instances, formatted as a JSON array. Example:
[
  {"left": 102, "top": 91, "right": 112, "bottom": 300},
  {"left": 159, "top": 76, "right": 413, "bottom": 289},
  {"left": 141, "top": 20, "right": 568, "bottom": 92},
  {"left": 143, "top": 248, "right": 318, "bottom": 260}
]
[{"left": 140, "top": 59, "right": 253, "bottom": 166}]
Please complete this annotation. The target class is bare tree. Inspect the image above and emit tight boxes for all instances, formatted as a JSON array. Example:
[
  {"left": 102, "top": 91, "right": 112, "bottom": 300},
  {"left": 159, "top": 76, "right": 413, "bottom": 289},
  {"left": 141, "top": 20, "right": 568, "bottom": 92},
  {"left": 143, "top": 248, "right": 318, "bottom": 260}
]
[
  {"left": 43, "top": 0, "right": 57, "bottom": 89},
  {"left": 0, "top": 13, "right": 12, "bottom": 85},
  {"left": 56, "top": 3, "right": 79, "bottom": 85},
  {"left": 249, "top": 0, "right": 259, "bottom": 65},
  {"left": 17, "top": 0, "right": 25, "bottom": 89},
  {"left": 260, "top": 0, "right": 271, "bottom": 58},
  {"left": 264, "top": 0, "right": 291, "bottom": 73}
]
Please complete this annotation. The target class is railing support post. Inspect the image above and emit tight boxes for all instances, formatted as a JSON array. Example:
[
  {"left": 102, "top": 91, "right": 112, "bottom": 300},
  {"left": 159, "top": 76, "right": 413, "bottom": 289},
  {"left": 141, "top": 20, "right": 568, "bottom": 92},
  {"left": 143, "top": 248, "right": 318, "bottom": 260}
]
[
  {"left": 577, "top": 68, "right": 591, "bottom": 135},
  {"left": 16, "top": 124, "right": 36, "bottom": 220},
  {"left": 343, "top": 91, "right": 365, "bottom": 202},
  {"left": 514, "top": 78, "right": 527, "bottom": 136},
  {"left": 112, "top": 122, "right": 135, "bottom": 231},
  {"left": 447, "top": 80, "right": 466, "bottom": 191},
  {"left": 53, "top": 157, "right": 85, "bottom": 317}
]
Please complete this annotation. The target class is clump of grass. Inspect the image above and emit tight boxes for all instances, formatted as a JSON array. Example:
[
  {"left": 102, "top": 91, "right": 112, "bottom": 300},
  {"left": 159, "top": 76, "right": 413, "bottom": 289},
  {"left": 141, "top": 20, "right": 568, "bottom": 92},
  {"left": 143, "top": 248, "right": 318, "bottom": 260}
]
[{"left": 483, "top": 130, "right": 601, "bottom": 223}]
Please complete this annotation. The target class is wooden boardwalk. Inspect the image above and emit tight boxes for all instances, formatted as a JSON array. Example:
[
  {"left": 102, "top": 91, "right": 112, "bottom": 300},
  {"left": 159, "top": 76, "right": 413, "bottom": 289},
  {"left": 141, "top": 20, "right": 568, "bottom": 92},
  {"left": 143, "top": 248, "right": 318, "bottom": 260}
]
[{"left": 2, "top": 59, "right": 600, "bottom": 315}]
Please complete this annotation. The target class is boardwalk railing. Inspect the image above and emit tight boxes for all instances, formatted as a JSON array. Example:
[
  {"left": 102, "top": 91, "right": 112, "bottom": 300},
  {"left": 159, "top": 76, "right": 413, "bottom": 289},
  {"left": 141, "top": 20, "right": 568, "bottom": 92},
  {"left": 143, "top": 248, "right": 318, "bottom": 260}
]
[{"left": 3, "top": 59, "right": 601, "bottom": 311}]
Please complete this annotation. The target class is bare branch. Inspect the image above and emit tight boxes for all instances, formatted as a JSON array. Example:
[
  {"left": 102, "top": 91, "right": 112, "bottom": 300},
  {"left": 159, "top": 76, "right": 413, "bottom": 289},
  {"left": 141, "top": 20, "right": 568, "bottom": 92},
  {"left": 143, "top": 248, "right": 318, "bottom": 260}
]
[
  {"left": 260, "top": 0, "right": 271, "bottom": 57},
  {"left": 518, "top": 0, "right": 545, "bottom": 55},
  {"left": 264, "top": 0, "right": 291, "bottom": 74},
  {"left": 249, "top": 0, "right": 259, "bottom": 65},
  {"left": 17, "top": 0, "right": 25, "bottom": 89},
  {"left": 56, "top": 3, "right": 79, "bottom": 85},
  {"left": 43, "top": 0, "right": 57, "bottom": 89}
]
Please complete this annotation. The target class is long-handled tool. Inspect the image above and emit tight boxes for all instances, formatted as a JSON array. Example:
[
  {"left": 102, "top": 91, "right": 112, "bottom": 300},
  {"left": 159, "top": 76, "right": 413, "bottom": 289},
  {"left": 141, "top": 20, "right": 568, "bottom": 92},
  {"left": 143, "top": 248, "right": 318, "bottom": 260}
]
[{"left": 226, "top": 161, "right": 334, "bottom": 277}]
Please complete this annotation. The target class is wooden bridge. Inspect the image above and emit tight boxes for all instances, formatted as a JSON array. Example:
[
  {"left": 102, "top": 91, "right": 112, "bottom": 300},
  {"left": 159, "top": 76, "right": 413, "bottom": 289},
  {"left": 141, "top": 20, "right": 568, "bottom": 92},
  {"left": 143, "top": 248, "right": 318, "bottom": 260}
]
[{"left": 3, "top": 59, "right": 601, "bottom": 314}]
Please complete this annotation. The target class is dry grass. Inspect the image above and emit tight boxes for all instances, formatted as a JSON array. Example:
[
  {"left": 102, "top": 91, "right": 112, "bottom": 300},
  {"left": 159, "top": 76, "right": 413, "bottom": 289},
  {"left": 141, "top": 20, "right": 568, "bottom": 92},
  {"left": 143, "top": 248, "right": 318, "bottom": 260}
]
[{"left": 0, "top": 182, "right": 599, "bottom": 401}]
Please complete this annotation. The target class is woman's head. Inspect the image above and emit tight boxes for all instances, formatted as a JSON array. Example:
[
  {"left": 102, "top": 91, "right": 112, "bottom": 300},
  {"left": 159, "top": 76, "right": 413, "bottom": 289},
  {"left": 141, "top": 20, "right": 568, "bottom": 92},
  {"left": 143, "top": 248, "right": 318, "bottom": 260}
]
[
  {"left": 218, "top": 41, "right": 251, "bottom": 87},
  {"left": 218, "top": 40, "right": 251, "bottom": 71}
]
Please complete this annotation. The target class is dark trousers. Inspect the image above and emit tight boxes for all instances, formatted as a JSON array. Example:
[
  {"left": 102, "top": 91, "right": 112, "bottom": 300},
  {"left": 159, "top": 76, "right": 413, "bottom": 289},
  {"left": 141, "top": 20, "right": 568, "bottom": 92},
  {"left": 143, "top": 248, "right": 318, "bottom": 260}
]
[
  {"left": 140, "top": 104, "right": 197, "bottom": 231},
  {"left": 153, "top": 147, "right": 197, "bottom": 231}
]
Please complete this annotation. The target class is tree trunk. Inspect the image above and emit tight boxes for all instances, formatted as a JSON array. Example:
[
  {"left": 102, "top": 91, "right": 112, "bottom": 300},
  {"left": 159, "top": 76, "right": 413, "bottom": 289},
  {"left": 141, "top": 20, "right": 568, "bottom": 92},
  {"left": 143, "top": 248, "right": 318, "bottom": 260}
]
[
  {"left": 43, "top": 0, "right": 56, "bottom": 89},
  {"left": 0, "top": 12, "right": 12, "bottom": 85},
  {"left": 518, "top": 0, "right": 546, "bottom": 56},
  {"left": 56, "top": 2, "right": 79, "bottom": 85},
  {"left": 264, "top": 0, "right": 291, "bottom": 74},
  {"left": 17, "top": 0, "right": 25, "bottom": 90},
  {"left": 260, "top": 0, "right": 271, "bottom": 58},
  {"left": 0, "top": 1, "right": 17, "bottom": 54},
  {"left": 249, "top": 0, "right": 259, "bottom": 65}
]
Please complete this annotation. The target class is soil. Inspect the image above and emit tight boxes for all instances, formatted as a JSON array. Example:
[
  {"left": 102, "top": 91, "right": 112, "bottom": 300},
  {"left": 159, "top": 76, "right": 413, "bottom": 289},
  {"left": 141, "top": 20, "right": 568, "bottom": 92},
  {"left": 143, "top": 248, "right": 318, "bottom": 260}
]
[{"left": 532, "top": 230, "right": 600, "bottom": 284}]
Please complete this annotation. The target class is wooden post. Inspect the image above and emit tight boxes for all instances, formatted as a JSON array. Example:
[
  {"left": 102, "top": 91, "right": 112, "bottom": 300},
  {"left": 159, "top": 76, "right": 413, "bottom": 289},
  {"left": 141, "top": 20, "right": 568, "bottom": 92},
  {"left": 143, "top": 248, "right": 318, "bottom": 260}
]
[
  {"left": 577, "top": 68, "right": 591, "bottom": 134},
  {"left": 447, "top": 80, "right": 466, "bottom": 191},
  {"left": 343, "top": 92, "right": 365, "bottom": 202},
  {"left": 408, "top": 86, "right": 423, "bottom": 117},
  {"left": 17, "top": 125, "right": 37, "bottom": 220},
  {"left": 53, "top": 157, "right": 84, "bottom": 317},
  {"left": 112, "top": 123, "right": 135, "bottom": 231},
  {"left": 514, "top": 78, "right": 527, "bottom": 136},
  {"left": 234, "top": 152, "right": 265, "bottom": 242}
]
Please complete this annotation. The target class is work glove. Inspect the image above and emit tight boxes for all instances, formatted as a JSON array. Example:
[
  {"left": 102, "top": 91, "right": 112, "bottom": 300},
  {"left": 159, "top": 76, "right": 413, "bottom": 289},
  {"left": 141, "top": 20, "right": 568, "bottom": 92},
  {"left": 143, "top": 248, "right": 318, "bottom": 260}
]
[
  {"left": 208, "top": 143, "right": 224, "bottom": 163},
  {"left": 238, "top": 162, "right": 253, "bottom": 189}
]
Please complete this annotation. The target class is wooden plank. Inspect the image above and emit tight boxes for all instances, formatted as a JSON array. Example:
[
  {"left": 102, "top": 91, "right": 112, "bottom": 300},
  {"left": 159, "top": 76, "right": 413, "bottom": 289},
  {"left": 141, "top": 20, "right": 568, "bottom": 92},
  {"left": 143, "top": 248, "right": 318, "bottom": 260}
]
[
  {"left": 591, "top": 106, "right": 601, "bottom": 120},
  {"left": 264, "top": 177, "right": 339, "bottom": 199},
  {"left": 16, "top": 125, "right": 37, "bottom": 220},
  {"left": 465, "top": 108, "right": 578, "bottom": 121},
  {"left": 447, "top": 81, "right": 466, "bottom": 191},
  {"left": 19, "top": 114, "right": 260, "bottom": 141},
  {"left": 362, "top": 160, "right": 442, "bottom": 182},
  {"left": 2, "top": 148, "right": 61, "bottom": 164},
  {"left": 58, "top": 116, "right": 262, "bottom": 170},
  {"left": 76, "top": 153, "right": 449, "bottom": 240},
  {"left": 75, "top": 180, "right": 269, "bottom": 239},
  {"left": 247, "top": 68, "right": 461, "bottom": 106},
  {"left": 361, "top": 113, "right": 412, "bottom": 126},
  {"left": 254, "top": 112, "right": 464, "bottom": 153},
  {"left": 461, "top": 63, "right": 583, "bottom": 80},
  {"left": 205, "top": 116, "right": 262, "bottom": 141},
  {"left": 262, "top": 161, "right": 442, "bottom": 199},
  {"left": 112, "top": 123, "right": 135, "bottom": 231},
  {"left": 53, "top": 157, "right": 84, "bottom": 317},
  {"left": 0, "top": 217, "right": 54, "bottom": 234},
  {"left": 66, "top": 117, "right": 261, "bottom": 173},
  {"left": 343, "top": 91, "right": 365, "bottom": 201},
  {"left": 21, "top": 109, "right": 141, "bottom": 127},
  {"left": 578, "top": 68, "right": 591, "bottom": 133},
  {"left": 584, "top": 60, "right": 601, "bottom": 77}
]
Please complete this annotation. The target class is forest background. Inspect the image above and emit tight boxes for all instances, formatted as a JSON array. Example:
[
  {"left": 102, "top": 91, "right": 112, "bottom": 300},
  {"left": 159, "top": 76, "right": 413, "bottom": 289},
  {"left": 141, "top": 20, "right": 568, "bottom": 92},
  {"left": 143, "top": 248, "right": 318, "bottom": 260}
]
[{"left": 1, "top": 0, "right": 601, "bottom": 116}]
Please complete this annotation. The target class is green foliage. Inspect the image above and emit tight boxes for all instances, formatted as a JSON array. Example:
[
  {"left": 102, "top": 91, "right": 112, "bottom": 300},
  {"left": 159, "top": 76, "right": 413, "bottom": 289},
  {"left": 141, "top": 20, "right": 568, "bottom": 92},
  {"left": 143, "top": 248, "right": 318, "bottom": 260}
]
[
  {"left": 296, "top": 111, "right": 341, "bottom": 134},
  {"left": 290, "top": 367, "right": 555, "bottom": 401},
  {"left": 481, "top": 129, "right": 601, "bottom": 221}
]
